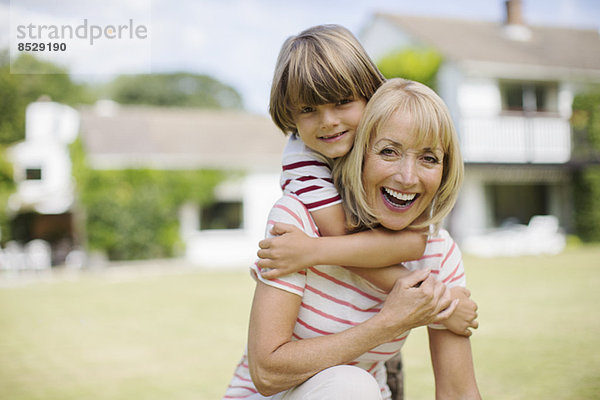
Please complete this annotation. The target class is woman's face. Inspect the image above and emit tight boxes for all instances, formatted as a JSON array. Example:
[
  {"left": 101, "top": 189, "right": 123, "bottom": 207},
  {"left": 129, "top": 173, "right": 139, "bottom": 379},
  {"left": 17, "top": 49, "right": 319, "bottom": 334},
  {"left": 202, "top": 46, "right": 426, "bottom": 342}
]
[{"left": 363, "top": 111, "right": 444, "bottom": 231}]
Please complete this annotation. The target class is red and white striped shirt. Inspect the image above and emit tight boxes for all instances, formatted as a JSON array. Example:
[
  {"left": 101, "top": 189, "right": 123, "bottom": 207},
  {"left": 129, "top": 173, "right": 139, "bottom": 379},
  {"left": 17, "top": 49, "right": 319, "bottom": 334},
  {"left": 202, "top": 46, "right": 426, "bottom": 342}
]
[
  {"left": 222, "top": 194, "right": 466, "bottom": 400},
  {"left": 279, "top": 134, "right": 342, "bottom": 211}
]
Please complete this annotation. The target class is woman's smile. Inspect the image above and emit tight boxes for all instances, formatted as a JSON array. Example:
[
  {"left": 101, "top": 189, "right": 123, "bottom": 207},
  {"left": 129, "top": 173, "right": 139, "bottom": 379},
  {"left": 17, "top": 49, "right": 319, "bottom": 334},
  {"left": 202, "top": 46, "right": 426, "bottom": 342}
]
[{"left": 381, "top": 187, "right": 418, "bottom": 210}]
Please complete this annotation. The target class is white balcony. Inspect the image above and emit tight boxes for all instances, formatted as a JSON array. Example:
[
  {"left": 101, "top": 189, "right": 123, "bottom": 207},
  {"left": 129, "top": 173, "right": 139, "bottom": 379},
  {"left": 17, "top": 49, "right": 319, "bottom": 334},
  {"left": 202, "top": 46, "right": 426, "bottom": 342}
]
[{"left": 460, "top": 115, "right": 571, "bottom": 164}]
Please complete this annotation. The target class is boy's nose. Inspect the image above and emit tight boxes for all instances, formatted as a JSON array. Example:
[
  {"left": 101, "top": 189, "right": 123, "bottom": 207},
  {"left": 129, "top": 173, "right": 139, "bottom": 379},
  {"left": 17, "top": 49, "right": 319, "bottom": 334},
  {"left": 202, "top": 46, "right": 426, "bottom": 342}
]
[{"left": 320, "top": 109, "right": 340, "bottom": 129}]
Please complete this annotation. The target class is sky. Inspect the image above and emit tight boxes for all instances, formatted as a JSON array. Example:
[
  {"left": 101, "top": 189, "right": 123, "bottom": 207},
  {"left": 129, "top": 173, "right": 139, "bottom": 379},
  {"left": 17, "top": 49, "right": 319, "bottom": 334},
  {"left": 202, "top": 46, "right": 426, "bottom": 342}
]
[{"left": 2, "top": 0, "right": 600, "bottom": 114}]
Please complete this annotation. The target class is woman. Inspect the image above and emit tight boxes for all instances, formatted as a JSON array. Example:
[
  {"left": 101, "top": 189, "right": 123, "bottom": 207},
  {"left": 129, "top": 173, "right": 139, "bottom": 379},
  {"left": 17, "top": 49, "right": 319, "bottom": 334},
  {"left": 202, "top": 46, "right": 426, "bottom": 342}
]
[{"left": 223, "top": 79, "right": 481, "bottom": 400}]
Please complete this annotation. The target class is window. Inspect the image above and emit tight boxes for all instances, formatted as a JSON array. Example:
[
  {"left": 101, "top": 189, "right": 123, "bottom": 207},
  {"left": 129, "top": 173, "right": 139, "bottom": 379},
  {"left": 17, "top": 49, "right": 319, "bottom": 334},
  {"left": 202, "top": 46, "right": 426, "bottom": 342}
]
[
  {"left": 501, "top": 81, "right": 557, "bottom": 113},
  {"left": 25, "top": 168, "right": 42, "bottom": 180},
  {"left": 200, "top": 201, "right": 243, "bottom": 230},
  {"left": 487, "top": 184, "right": 548, "bottom": 226}
]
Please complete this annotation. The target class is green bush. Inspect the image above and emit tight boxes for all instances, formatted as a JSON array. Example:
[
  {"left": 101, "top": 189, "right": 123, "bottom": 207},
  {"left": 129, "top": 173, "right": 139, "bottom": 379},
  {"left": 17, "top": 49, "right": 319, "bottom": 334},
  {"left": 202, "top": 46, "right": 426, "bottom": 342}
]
[
  {"left": 71, "top": 140, "right": 226, "bottom": 260},
  {"left": 572, "top": 91, "right": 600, "bottom": 242},
  {"left": 0, "top": 146, "right": 15, "bottom": 243},
  {"left": 574, "top": 167, "right": 600, "bottom": 242},
  {"left": 377, "top": 48, "right": 443, "bottom": 89}
]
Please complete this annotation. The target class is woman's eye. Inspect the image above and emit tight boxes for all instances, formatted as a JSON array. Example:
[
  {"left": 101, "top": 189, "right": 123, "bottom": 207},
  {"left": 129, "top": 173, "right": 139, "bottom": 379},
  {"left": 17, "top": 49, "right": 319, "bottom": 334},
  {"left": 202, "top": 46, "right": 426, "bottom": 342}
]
[
  {"left": 379, "top": 147, "right": 397, "bottom": 157},
  {"left": 422, "top": 154, "right": 440, "bottom": 164}
]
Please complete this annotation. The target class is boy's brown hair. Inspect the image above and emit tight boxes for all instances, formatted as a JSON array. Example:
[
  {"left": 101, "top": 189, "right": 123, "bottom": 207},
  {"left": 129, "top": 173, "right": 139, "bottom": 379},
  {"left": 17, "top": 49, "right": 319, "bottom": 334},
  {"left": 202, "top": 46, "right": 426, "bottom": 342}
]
[{"left": 269, "top": 24, "right": 385, "bottom": 135}]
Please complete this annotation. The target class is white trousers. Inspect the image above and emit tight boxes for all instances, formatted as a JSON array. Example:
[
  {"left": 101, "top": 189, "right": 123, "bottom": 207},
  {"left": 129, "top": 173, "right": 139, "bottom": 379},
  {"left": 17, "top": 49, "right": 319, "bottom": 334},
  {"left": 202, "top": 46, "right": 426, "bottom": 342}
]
[{"left": 272, "top": 365, "right": 382, "bottom": 400}]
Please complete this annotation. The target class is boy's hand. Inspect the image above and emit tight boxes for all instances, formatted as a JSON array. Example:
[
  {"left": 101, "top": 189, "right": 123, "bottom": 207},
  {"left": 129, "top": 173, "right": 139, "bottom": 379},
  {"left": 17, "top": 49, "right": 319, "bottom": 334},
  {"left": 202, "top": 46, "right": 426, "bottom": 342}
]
[
  {"left": 442, "top": 287, "right": 479, "bottom": 336},
  {"left": 256, "top": 223, "right": 316, "bottom": 279}
]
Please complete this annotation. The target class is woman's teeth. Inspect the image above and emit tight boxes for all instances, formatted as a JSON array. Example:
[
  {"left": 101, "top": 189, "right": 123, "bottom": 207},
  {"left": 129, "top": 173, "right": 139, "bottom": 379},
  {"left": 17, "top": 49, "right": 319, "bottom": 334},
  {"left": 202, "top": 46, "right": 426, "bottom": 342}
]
[{"left": 383, "top": 188, "right": 416, "bottom": 206}]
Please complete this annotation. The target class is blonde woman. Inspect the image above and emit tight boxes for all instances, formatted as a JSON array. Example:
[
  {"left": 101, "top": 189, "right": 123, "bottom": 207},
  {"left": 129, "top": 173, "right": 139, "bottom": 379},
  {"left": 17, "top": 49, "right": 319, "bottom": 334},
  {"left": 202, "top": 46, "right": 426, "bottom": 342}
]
[{"left": 223, "top": 79, "right": 480, "bottom": 399}]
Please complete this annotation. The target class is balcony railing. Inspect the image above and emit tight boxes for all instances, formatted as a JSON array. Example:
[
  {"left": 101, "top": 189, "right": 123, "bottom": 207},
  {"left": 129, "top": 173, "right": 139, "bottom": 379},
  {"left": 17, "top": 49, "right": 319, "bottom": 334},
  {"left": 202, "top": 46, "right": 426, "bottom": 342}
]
[{"left": 460, "top": 114, "right": 571, "bottom": 164}]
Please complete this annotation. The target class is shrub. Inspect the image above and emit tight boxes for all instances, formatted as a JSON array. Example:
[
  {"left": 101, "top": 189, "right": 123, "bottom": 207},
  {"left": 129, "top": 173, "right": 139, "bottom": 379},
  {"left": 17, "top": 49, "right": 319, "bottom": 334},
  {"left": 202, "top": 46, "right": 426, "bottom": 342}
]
[
  {"left": 572, "top": 92, "right": 600, "bottom": 242},
  {"left": 71, "top": 140, "right": 226, "bottom": 260}
]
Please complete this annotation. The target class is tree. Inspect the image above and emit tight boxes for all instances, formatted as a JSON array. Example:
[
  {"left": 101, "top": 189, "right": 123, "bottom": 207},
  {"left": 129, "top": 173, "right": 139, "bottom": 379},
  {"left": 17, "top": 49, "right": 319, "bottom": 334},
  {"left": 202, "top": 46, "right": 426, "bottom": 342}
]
[
  {"left": 108, "top": 72, "right": 243, "bottom": 109},
  {"left": 0, "top": 50, "right": 94, "bottom": 144},
  {"left": 377, "top": 48, "right": 443, "bottom": 89}
]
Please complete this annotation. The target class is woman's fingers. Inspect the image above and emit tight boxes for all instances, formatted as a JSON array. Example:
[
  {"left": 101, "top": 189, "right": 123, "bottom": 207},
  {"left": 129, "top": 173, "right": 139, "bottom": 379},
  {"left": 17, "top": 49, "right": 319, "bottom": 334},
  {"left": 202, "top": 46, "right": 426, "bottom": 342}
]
[
  {"left": 400, "top": 268, "right": 431, "bottom": 289},
  {"left": 434, "top": 299, "right": 459, "bottom": 323}
]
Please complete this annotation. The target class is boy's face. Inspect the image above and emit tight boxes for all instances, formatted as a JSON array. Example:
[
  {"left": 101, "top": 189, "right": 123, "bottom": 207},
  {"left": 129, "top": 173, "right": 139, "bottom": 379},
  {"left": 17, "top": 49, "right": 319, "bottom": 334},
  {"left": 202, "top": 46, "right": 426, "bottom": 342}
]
[{"left": 292, "top": 98, "right": 366, "bottom": 159}]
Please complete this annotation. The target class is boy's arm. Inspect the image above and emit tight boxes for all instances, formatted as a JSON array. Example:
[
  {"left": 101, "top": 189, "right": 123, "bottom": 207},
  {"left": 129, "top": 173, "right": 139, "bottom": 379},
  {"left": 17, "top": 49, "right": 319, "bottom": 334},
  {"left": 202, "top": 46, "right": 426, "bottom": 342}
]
[
  {"left": 256, "top": 205, "right": 478, "bottom": 337},
  {"left": 256, "top": 204, "right": 427, "bottom": 276},
  {"left": 310, "top": 203, "right": 347, "bottom": 236}
]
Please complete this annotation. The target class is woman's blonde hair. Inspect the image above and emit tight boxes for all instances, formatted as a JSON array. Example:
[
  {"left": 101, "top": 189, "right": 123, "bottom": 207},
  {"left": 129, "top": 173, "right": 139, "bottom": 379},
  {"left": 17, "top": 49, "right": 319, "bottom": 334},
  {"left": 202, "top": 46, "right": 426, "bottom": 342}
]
[
  {"left": 334, "top": 78, "right": 464, "bottom": 232},
  {"left": 269, "top": 24, "right": 385, "bottom": 135}
]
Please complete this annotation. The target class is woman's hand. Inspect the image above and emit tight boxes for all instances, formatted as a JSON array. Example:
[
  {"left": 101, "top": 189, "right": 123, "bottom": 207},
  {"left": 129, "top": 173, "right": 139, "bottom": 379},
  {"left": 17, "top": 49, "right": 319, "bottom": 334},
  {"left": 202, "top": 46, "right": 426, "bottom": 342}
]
[
  {"left": 256, "top": 223, "right": 317, "bottom": 278},
  {"left": 376, "top": 268, "right": 458, "bottom": 340},
  {"left": 443, "top": 287, "right": 479, "bottom": 336}
]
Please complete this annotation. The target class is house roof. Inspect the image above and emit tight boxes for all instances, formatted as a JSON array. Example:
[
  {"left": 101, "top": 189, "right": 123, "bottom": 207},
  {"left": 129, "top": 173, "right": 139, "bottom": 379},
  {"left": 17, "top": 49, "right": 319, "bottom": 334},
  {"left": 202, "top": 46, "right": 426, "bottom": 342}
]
[
  {"left": 374, "top": 13, "right": 600, "bottom": 76},
  {"left": 79, "top": 104, "right": 287, "bottom": 171}
]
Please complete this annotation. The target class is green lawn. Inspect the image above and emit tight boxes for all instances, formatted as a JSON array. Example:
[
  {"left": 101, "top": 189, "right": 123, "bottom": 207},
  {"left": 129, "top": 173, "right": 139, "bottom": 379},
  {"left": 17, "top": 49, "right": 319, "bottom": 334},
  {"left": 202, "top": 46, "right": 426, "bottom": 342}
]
[{"left": 1, "top": 246, "right": 599, "bottom": 400}]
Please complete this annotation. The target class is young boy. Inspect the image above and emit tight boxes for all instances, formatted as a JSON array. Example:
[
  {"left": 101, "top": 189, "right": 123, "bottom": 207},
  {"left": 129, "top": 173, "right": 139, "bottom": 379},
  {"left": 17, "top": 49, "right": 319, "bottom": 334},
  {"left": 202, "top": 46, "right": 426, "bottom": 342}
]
[{"left": 257, "top": 24, "right": 430, "bottom": 279}]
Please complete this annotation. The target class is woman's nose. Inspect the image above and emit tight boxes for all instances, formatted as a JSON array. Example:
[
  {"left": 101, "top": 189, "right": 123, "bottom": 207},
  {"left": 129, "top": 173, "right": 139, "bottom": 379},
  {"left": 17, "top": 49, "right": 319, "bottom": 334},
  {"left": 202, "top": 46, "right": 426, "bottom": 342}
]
[{"left": 395, "top": 158, "right": 419, "bottom": 187}]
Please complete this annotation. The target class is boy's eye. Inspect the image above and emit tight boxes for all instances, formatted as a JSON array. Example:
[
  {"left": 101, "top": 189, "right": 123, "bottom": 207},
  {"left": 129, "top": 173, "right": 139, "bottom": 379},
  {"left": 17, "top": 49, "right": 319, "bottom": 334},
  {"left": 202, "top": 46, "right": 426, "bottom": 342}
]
[
  {"left": 300, "top": 106, "right": 315, "bottom": 114},
  {"left": 337, "top": 98, "right": 353, "bottom": 106}
]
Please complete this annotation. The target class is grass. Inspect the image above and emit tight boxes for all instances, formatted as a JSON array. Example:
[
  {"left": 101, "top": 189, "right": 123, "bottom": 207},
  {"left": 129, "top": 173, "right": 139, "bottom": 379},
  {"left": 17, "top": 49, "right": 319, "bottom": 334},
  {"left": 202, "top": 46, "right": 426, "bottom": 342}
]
[
  {"left": 0, "top": 245, "right": 599, "bottom": 399},
  {"left": 0, "top": 268, "right": 255, "bottom": 400},
  {"left": 403, "top": 245, "right": 600, "bottom": 400}
]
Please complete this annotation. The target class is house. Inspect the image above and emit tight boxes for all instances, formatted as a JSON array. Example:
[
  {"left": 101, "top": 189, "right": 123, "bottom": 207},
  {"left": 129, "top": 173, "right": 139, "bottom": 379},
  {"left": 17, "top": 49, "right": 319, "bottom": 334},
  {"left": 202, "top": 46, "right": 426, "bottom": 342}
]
[
  {"left": 8, "top": 99, "right": 287, "bottom": 268},
  {"left": 360, "top": 0, "right": 600, "bottom": 253},
  {"left": 7, "top": 99, "right": 80, "bottom": 266},
  {"left": 79, "top": 102, "right": 286, "bottom": 268}
]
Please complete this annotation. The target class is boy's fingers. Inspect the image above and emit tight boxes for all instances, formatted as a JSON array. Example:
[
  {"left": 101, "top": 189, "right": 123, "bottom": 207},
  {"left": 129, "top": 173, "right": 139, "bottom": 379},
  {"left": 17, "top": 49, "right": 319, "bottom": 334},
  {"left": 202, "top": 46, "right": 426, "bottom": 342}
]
[
  {"left": 257, "top": 248, "right": 271, "bottom": 259},
  {"left": 270, "top": 222, "right": 296, "bottom": 236},
  {"left": 260, "top": 269, "right": 280, "bottom": 279},
  {"left": 258, "top": 239, "right": 271, "bottom": 249}
]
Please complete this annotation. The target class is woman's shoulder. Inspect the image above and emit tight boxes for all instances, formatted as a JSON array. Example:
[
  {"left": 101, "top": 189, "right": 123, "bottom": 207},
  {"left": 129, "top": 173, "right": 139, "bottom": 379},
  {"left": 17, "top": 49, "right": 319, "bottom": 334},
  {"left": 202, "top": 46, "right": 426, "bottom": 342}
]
[
  {"left": 426, "top": 228, "right": 454, "bottom": 247},
  {"left": 404, "top": 229, "right": 458, "bottom": 268},
  {"left": 269, "top": 194, "right": 320, "bottom": 237}
]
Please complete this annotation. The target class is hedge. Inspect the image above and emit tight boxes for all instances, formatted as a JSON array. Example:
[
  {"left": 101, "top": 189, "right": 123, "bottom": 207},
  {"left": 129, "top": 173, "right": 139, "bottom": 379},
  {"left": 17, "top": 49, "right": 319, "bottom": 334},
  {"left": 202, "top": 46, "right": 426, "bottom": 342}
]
[
  {"left": 71, "top": 139, "right": 227, "bottom": 260},
  {"left": 572, "top": 91, "right": 600, "bottom": 242}
]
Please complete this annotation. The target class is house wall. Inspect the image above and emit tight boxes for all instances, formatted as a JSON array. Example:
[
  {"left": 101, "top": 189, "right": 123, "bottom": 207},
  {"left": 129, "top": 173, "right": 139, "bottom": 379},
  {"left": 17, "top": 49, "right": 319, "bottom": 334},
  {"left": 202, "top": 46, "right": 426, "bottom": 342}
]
[
  {"left": 8, "top": 102, "right": 79, "bottom": 215},
  {"left": 360, "top": 17, "right": 420, "bottom": 63},
  {"left": 184, "top": 172, "right": 281, "bottom": 268}
]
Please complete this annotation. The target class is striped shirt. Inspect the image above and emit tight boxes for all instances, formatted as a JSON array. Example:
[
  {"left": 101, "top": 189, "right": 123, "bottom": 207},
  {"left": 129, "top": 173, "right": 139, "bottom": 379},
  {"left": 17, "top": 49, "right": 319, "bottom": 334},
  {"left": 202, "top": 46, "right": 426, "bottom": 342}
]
[
  {"left": 280, "top": 134, "right": 342, "bottom": 211},
  {"left": 222, "top": 194, "right": 466, "bottom": 400}
]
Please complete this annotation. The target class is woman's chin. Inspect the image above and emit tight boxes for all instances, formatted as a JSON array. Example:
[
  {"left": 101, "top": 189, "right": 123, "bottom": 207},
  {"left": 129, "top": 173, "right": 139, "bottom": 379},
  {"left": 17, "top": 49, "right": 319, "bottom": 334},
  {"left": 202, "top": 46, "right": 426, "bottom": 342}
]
[{"left": 378, "top": 217, "right": 410, "bottom": 231}]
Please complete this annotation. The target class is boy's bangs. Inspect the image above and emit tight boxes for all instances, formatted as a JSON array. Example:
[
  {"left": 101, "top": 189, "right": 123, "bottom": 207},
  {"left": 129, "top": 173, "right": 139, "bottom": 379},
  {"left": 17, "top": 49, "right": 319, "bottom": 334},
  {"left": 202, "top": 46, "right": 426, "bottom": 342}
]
[{"left": 287, "top": 49, "right": 361, "bottom": 108}]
